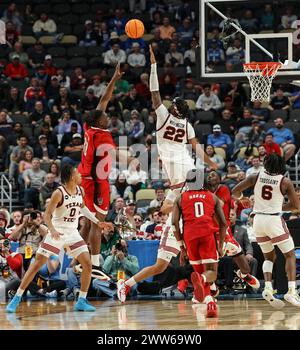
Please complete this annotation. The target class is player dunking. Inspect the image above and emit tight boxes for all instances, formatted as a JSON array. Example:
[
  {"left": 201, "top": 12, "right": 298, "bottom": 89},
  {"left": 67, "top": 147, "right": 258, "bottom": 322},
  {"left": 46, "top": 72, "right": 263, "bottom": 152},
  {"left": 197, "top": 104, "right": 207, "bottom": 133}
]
[
  {"left": 6, "top": 164, "right": 111, "bottom": 313},
  {"left": 116, "top": 45, "right": 217, "bottom": 302},
  {"left": 173, "top": 169, "right": 227, "bottom": 318},
  {"left": 232, "top": 153, "right": 300, "bottom": 308},
  {"left": 207, "top": 170, "right": 260, "bottom": 294},
  {"left": 78, "top": 64, "right": 123, "bottom": 276}
]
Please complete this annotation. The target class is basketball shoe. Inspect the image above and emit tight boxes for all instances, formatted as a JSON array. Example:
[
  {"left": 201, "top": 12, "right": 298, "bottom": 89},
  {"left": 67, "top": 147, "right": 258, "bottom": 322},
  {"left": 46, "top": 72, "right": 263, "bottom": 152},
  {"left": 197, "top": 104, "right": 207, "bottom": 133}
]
[
  {"left": 6, "top": 295, "right": 21, "bottom": 313},
  {"left": 117, "top": 279, "right": 131, "bottom": 303},
  {"left": 262, "top": 287, "right": 285, "bottom": 309},
  {"left": 236, "top": 269, "right": 260, "bottom": 289},
  {"left": 177, "top": 279, "right": 189, "bottom": 295},
  {"left": 284, "top": 289, "right": 300, "bottom": 307},
  {"left": 206, "top": 301, "right": 218, "bottom": 318},
  {"left": 74, "top": 297, "right": 96, "bottom": 312},
  {"left": 191, "top": 272, "right": 205, "bottom": 303}
]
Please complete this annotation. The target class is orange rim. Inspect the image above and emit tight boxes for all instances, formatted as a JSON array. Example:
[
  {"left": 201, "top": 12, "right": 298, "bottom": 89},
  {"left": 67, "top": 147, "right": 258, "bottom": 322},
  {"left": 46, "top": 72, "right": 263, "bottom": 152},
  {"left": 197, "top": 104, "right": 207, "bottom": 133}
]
[{"left": 243, "top": 62, "right": 281, "bottom": 71}]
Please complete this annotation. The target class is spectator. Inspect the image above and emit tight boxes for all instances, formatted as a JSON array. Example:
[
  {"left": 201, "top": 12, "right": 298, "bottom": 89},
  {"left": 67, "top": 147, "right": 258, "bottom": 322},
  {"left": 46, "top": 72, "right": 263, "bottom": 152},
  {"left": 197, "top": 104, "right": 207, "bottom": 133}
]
[
  {"left": 34, "top": 121, "right": 57, "bottom": 146},
  {"left": 56, "top": 68, "right": 70, "bottom": 90},
  {"left": 207, "top": 124, "right": 233, "bottom": 154},
  {"left": 28, "top": 41, "right": 46, "bottom": 69},
  {"left": 149, "top": 188, "right": 165, "bottom": 208},
  {"left": 181, "top": 78, "right": 198, "bottom": 101},
  {"left": 246, "top": 156, "right": 264, "bottom": 177},
  {"left": 223, "top": 80, "right": 247, "bottom": 109},
  {"left": 92, "top": 239, "right": 139, "bottom": 298},
  {"left": 29, "top": 101, "right": 47, "bottom": 126},
  {"left": 195, "top": 84, "right": 221, "bottom": 111},
  {"left": 149, "top": 41, "right": 165, "bottom": 67},
  {"left": 207, "top": 39, "right": 225, "bottom": 64},
  {"left": 34, "top": 134, "right": 57, "bottom": 163},
  {"left": 196, "top": 144, "right": 225, "bottom": 172},
  {"left": 61, "top": 133, "right": 83, "bottom": 167},
  {"left": 145, "top": 209, "right": 161, "bottom": 238},
  {"left": 234, "top": 119, "right": 265, "bottom": 152},
  {"left": 289, "top": 88, "right": 300, "bottom": 110},
  {"left": 135, "top": 73, "right": 151, "bottom": 107},
  {"left": 250, "top": 100, "right": 269, "bottom": 122},
  {"left": 24, "top": 77, "right": 45, "bottom": 102},
  {"left": 86, "top": 75, "right": 106, "bottom": 98},
  {"left": 70, "top": 67, "right": 88, "bottom": 90},
  {"left": 165, "top": 42, "right": 184, "bottom": 67},
  {"left": 25, "top": 87, "right": 48, "bottom": 115},
  {"left": 46, "top": 76, "right": 61, "bottom": 106},
  {"left": 122, "top": 87, "right": 144, "bottom": 112},
  {"left": 108, "top": 113, "right": 125, "bottom": 140},
  {"left": 184, "top": 37, "right": 197, "bottom": 67},
  {"left": 226, "top": 39, "right": 245, "bottom": 65},
  {"left": 222, "top": 162, "right": 240, "bottom": 188},
  {"left": 40, "top": 173, "right": 59, "bottom": 208},
  {"left": 133, "top": 214, "right": 145, "bottom": 239},
  {"left": 23, "top": 158, "right": 47, "bottom": 209},
  {"left": 257, "top": 144, "right": 267, "bottom": 164},
  {"left": 3, "top": 87, "right": 25, "bottom": 114},
  {"left": 43, "top": 55, "right": 57, "bottom": 77},
  {"left": 281, "top": 6, "right": 297, "bottom": 29},
  {"left": 215, "top": 109, "right": 235, "bottom": 136},
  {"left": 79, "top": 20, "right": 98, "bottom": 47},
  {"left": 108, "top": 8, "right": 127, "bottom": 36},
  {"left": 260, "top": 4, "right": 274, "bottom": 30},
  {"left": 110, "top": 174, "right": 132, "bottom": 201},
  {"left": 32, "top": 13, "right": 57, "bottom": 38},
  {"left": 106, "top": 197, "right": 125, "bottom": 223},
  {"left": 81, "top": 89, "right": 99, "bottom": 112},
  {"left": 2, "top": 3, "right": 23, "bottom": 32},
  {"left": 6, "top": 210, "right": 23, "bottom": 238},
  {"left": 18, "top": 150, "right": 33, "bottom": 184},
  {"left": 122, "top": 37, "right": 146, "bottom": 54},
  {"left": 177, "top": 17, "right": 194, "bottom": 47},
  {"left": 160, "top": 74, "right": 176, "bottom": 100},
  {"left": 33, "top": 65, "right": 49, "bottom": 87},
  {"left": 268, "top": 87, "right": 290, "bottom": 110},
  {"left": 240, "top": 195, "right": 255, "bottom": 225},
  {"left": 125, "top": 110, "right": 145, "bottom": 144},
  {"left": 48, "top": 161, "right": 60, "bottom": 183},
  {"left": 159, "top": 16, "right": 175, "bottom": 40},
  {"left": 4, "top": 54, "right": 28, "bottom": 80},
  {"left": 122, "top": 159, "right": 147, "bottom": 199},
  {"left": 8, "top": 211, "right": 47, "bottom": 270},
  {"left": 263, "top": 133, "right": 282, "bottom": 157},
  {"left": 57, "top": 109, "right": 82, "bottom": 135},
  {"left": 127, "top": 42, "right": 146, "bottom": 68},
  {"left": 103, "top": 42, "right": 126, "bottom": 67},
  {"left": 230, "top": 209, "right": 258, "bottom": 278},
  {"left": 5, "top": 21, "right": 19, "bottom": 47},
  {"left": 239, "top": 9, "right": 258, "bottom": 33},
  {"left": 267, "top": 118, "right": 295, "bottom": 161},
  {"left": 100, "top": 228, "right": 121, "bottom": 262},
  {"left": 9, "top": 42, "right": 28, "bottom": 66}
]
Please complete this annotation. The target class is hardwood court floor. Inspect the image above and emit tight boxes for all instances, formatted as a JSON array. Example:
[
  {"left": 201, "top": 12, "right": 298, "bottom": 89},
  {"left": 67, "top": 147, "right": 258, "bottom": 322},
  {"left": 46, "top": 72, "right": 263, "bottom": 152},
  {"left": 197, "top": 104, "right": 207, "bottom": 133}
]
[{"left": 1, "top": 299, "right": 300, "bottom": 330}]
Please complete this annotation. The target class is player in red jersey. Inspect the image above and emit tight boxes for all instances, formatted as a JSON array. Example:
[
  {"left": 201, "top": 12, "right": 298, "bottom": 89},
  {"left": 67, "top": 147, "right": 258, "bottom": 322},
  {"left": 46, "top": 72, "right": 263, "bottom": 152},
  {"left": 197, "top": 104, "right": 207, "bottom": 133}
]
[
  {"left": 207, "top": 170, "right": 260, "bottom": 292},
  {"left": 172, "top": 169, "right": 226, "bottom": 318},
  {"left": 78, "top": 63, "right": 123, "bottom": 275}
]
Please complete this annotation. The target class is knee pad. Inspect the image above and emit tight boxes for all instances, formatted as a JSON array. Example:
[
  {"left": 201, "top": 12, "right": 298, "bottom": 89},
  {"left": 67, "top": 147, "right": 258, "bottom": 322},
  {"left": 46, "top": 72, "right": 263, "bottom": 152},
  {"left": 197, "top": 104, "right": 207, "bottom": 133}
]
[{"left": 262, "top": 260, "right": 273, "bottom": 274}]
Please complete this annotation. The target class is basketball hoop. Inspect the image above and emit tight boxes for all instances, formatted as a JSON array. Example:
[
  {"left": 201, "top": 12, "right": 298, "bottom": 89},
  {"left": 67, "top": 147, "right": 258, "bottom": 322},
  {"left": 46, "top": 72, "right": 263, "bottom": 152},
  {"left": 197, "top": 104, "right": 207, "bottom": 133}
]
[{"left": 243, "top": 62, "right": 281, "bottom": 103}]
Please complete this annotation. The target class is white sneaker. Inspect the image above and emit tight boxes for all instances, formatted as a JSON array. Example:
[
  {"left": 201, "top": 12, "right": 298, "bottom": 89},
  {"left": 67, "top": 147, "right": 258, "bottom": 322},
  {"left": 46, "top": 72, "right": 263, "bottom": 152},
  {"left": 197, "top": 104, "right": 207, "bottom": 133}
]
[
  {"left": 117, "top": 279, "right": 126, "bottom": 303},
  {"left": 45, "top": 290, "right": 57, "bottom": 298},
  {"left": 262, "top": 288, "right": 285, "bottom": 309},
  {"left": 284, "top": 289, "right": 300, "bottom": 307},
  {"left": 192, "top": 296, "right": 201, "bottom": 304}
]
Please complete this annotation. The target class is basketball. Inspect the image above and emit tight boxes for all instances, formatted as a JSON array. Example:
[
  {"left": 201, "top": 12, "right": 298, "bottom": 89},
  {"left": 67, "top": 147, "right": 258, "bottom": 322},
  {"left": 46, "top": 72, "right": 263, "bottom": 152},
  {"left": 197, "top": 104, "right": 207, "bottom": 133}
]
[{"left": 125, "top": 19, "right": 145, "bottom": 39}]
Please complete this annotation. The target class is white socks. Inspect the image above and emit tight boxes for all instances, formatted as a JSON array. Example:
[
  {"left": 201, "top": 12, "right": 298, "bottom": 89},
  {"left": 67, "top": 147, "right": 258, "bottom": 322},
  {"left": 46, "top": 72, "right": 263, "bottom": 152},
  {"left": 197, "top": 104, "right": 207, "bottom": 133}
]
[
  {"left": 288, "top": 281, "right": 296, "bottom": 292},
  {"left": 265, "top": 281, "right": 273, "bottom": 290},
  {"left": 201, "top": 274, "right": 207, "bottom": 283},
  {"left": 16, "top": 288, "right": 24, "bottom": 297},
  {"left": 125, "top": 277, "right": 136, "bottom": 287},
  {"left": 204, "top": 295, "right": 214, "bottom": 304},
  {"left": 91, "top": 255, "right": 100, "bottom": 266},
  {"left": 79, "top": 291, "right": 87, "bottom": 299}
]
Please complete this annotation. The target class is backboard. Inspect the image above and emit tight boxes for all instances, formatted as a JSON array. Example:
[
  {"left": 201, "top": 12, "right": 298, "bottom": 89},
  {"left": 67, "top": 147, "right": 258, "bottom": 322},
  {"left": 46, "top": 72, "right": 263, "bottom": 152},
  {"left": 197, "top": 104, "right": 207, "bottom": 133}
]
[{"left": 200, "top": 0, "right": 300, "bottom": 81}]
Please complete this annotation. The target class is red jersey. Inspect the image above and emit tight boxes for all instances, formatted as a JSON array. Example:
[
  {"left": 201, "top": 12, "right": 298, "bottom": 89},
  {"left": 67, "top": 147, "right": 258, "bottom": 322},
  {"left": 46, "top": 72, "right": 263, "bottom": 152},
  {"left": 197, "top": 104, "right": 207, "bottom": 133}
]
[
  {"left": 181, "top": 190, "right": 216, "bottom": 239},
  {"left": 78, "top": 127, "right": 116, "bottom": 181},
  {"left": 213, "top": 185, "right": 231, "bottom": 226}
]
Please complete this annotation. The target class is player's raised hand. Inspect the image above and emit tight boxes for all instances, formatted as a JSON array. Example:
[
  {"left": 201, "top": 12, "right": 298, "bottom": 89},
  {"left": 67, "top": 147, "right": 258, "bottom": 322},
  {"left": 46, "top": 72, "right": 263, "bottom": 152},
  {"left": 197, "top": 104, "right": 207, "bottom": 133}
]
[
  {"left": 97, "top": 221, "right": 114, "bottom": 232},
  {"left": 208, "top": 160, "right": 218, "bottom": 171},
  {"left": 50, "top": 229, "right": 63, "bottom": 240},
  {"left": 149, "top": 44, "right": 156, "bottom": 64},
  {"left": 113, "top": 62, "right": 124, "bottom": 81}
]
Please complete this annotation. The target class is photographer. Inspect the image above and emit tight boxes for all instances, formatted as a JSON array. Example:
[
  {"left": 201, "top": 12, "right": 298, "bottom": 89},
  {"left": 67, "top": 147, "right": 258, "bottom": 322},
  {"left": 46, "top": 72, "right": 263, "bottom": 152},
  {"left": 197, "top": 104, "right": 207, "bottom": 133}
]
[
  {"left": 8, "top": 211, "right": 47, "bottom": 271},
  {"left": 0, "top": 238, "right": 23, "bottom": 298},
  {"left": 92, "top": 240, "right": 139, "bottom": 298}
]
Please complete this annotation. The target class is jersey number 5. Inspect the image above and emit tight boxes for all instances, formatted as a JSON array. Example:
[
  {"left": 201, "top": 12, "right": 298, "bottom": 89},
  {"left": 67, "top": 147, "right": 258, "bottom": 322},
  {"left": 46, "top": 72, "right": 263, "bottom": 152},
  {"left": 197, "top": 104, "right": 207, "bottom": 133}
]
[
  {"left": 261, "top": 185, "right": 273, "bottom": 200},
  {"left": 163, "top": 126, "right": 185, "bottom": 143},
  {"left": 194, "top": 202, "right": 204, "bottom": 218}
]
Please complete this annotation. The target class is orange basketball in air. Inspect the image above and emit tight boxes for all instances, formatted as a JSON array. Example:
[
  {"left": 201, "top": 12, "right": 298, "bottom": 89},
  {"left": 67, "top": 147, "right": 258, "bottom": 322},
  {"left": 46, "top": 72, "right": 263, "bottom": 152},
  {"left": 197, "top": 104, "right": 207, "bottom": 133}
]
[{"left": 125, "top": 19, "right": 145, "bottom": 39}]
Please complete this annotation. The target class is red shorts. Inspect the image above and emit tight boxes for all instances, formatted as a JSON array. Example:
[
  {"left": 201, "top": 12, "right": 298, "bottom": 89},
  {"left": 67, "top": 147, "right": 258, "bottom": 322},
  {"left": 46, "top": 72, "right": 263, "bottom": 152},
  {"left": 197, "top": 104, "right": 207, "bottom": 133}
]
[
  {"left": 81, "top": 177, "right": 110, "bottom": 215},
  {"left": 185, "top": 234, "right": 218, "bottom": 265}
]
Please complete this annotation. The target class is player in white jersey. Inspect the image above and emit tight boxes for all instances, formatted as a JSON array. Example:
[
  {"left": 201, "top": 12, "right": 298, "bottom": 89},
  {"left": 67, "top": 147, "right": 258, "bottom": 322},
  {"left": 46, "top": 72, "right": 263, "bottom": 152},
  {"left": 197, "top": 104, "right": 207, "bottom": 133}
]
[
  {"left": 116, "top": 45, "right": 217, "bottom": 303},
  {"left": 7, "top": 164, "right": 112, "bottom": 313},
  {"left": 232, "top": 153, "right": 300, "bottom": 308}
]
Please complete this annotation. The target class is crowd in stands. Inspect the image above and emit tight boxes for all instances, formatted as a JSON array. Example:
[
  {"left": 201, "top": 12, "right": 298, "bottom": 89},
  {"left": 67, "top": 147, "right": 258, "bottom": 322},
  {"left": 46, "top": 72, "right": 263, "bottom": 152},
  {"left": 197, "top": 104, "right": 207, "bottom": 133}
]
[{"left": 0, "top": 0, "right": 300, "bottom": 298}]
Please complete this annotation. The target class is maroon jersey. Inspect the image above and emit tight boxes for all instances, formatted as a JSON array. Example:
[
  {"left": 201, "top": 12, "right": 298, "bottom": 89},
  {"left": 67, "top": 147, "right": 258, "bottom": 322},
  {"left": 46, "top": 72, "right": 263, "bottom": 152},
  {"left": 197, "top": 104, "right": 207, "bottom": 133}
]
[
  {"left": 181, "top": 189, "right": 216, "bottom": 240},
  {"left": 78, "top": 127, "right": 116, "bottom": 181},
  {"left": 213, "top": 185, "right": 231, "bottom": 228}
]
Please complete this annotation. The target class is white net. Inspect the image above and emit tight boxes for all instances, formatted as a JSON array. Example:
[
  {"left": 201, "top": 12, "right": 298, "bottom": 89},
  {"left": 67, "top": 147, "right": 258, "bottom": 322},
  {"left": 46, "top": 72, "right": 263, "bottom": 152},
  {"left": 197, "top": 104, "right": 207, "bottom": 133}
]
[{"left": 243, "top": 62, "right": 281, "bottom": 103}]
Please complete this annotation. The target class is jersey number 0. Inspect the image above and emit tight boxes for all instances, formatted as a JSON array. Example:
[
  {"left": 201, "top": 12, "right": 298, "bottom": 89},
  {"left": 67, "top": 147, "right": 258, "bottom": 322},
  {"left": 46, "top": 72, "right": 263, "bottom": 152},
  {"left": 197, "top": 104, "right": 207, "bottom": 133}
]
[{"left": 194, "top": 202, "right": 204, "bottom": 217}]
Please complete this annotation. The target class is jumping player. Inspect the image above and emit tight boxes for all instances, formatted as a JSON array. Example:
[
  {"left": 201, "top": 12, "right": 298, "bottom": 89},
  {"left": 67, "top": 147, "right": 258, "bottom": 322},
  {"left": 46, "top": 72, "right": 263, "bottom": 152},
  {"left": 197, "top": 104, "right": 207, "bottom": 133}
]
[
  {"left": 173, "top": 169, "right": 227, "bottom": 318},
  {"left": 116, "top": 45, "right": 217, "bottom": 302},
  {"left": 78, "top": 63, "right": 124, "bottom": 275},
  {"left": 232, "top": 153, "right": 300, "bottom": 308},
  {"left": 207, "top": 170, "right": 260, "bottom": 293},
  {"left": 6, "top": 164, "right": 111, "bottom": 313}
]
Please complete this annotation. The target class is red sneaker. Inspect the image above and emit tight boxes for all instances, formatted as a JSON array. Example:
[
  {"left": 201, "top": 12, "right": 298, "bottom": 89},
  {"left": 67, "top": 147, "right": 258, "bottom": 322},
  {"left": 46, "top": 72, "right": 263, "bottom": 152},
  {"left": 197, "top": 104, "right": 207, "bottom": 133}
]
[
  {"left": 236, "top": 270, "right": 260, "bottom": 290},
  {"left": 210, "top": 285, "right": 219, "bottom": 298},
  {"left": 117, "top": 279, "right": 131, "bottom": 303},
  {"left": 191, "top": 272, "right": 205, "bottom": 303},
  {"left": 206, "top": 301, "right": 218, "bottom": 318},
  {"left": 177, "top": 279, "right": 189, "bottom": 294}
]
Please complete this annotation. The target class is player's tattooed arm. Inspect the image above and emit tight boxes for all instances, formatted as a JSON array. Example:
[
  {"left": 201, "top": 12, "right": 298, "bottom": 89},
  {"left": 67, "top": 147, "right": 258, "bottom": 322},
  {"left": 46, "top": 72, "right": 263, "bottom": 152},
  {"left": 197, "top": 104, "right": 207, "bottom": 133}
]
[
  {"left": 282, "top": 178, "right": 300, "bottom": 212},
  {"left": 44, "top": 189, "right": 64, "bottom": 240},
  {"left": 149, "top": 44, "right": 162, "bottom": 110},
  {"left": 96, "top": 62, "right": 123, "bottom": 112},
  {"left": 232, "top": 173, "right": 257, "bottom": 201}
]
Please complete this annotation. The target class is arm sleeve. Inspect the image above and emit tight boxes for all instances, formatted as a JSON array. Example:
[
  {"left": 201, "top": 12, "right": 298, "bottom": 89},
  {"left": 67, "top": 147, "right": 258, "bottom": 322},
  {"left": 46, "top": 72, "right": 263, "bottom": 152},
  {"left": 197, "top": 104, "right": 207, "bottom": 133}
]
[
  {"left": 155, "top": 103, "right": 169, "bottom": 130},
  {"left": 81, "top": 206, "right": 99, "bottom": 224}
]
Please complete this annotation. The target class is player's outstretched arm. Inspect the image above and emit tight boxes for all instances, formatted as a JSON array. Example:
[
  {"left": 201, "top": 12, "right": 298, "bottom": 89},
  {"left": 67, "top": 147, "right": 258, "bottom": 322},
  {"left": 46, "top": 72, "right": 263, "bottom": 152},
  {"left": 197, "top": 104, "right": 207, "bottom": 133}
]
[
  {"left": 188, "top": 137, "right": 218, "bottom": 170},
  {"left": 231, "top": 174, "right": 257, "bottom": 201},
  {"left": 44, "top": 189, "right": 64, "bottom": 240},
  {"left": 96, "top": 62, "right": 123, "bottom": 112},
  {"left": 282, "top": 178, "right": 300, "bottom": 212},
  {"left": 149, "top": 44, "right": 162, "bottom": 110}
]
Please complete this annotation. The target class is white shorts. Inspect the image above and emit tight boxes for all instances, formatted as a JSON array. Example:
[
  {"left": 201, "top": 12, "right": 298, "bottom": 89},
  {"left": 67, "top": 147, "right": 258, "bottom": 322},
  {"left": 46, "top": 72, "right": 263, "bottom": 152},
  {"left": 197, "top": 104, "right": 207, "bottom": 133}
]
[
  {"left": 253, "top": 214, "right": 294, "bottom": 254},
  {"left": 157, "top": 224, "right": 180, "bottom": 263},
  {"left": 161, "top": 156, "right": 195, "bottom": 187},
  {"left": 37, "top": 230, "right": 89, "bottom": 259}
]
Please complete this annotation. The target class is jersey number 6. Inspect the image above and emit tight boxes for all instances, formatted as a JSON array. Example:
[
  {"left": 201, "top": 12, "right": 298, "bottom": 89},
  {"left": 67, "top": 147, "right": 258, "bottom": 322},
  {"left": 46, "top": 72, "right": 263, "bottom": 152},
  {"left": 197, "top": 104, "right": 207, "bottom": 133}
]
[
  {"left": 261, "top": 185, "right": 273, "bottom": 200},
  {"left": 163, "top": 126, "right": 185, "bottom": 143}
]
